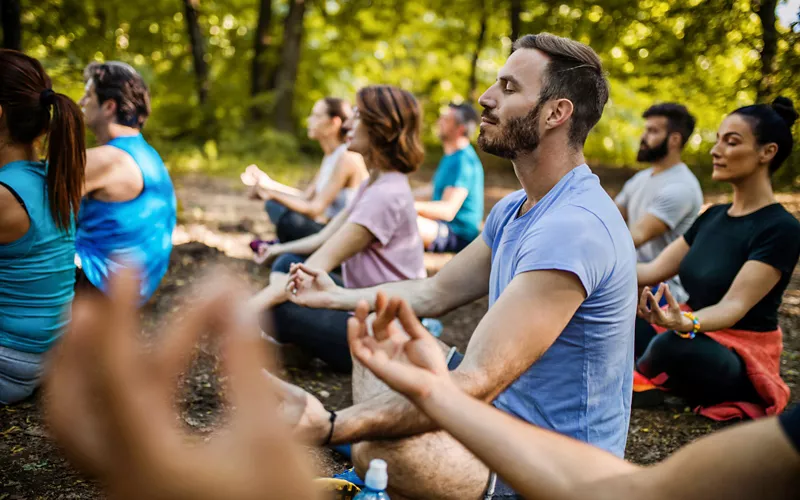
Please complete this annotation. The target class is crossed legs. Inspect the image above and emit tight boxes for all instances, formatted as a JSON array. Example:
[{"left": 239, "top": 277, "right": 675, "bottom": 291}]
[{"left": 349, "top": 345, "right": 491, "bottom": 500}]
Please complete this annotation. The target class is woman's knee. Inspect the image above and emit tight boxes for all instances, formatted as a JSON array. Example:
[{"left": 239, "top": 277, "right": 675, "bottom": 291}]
[{"left": 265, "top": 199, "right": 288, "bottom": 224}]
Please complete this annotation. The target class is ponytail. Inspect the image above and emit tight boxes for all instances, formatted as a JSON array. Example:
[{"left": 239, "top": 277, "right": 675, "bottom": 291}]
[
  {"left": 0, "top": 49, "right": 87, "bottom": 231},
  {"left": 44, "top": 93, "right": 86, "bottom": 230}
]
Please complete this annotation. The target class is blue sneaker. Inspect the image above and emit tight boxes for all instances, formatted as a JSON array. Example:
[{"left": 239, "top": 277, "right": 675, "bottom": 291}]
[{"left": 333, "top": 467, "right": 366, "bottom": 488}]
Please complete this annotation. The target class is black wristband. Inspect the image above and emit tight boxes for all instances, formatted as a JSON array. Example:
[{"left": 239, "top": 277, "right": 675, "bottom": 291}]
[{"left": 322, "top": 410, "right": 337, "bottom": 446}]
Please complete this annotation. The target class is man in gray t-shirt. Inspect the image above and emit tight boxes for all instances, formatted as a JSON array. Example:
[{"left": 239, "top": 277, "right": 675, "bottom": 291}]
[{"left": 616, "top": 103, "right": 703, "bottom": 303}]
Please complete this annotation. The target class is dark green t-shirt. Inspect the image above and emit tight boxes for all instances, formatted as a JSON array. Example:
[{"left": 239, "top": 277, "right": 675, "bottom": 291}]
[{"left": 679, "top": 203, "right": 800, "bottom": 331}]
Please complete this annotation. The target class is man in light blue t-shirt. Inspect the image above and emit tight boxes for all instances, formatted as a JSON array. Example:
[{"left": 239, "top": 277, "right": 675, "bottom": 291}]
[
  {"left": 277, "top": 33, "right": 637, "bottom": 500},
  {"left": 415, "top": 103, "right": 485, "bottom": 253}
]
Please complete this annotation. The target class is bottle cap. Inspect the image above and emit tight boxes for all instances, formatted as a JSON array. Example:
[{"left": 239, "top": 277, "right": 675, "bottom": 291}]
[{"left": 364, "top": 458, "right": 388, "bottom": 490}]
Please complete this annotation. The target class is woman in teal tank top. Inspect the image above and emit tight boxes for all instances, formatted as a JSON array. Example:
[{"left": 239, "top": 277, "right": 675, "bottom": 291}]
[{"left": 0, "top": 50, "right": 86, "bottom": 404}]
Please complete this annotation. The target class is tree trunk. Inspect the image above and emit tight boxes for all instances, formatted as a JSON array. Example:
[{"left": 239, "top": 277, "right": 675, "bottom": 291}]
[
  {"left": 1, "top": 0, "right": 22, "bottom": 51},
  {"left": 510, "top": 0, "right": 522, "bottom": 53},
  {"left": 755, "top": 0, "right": 779, "bottom": 102},
  {"left": 273, "top": 0, "right": 307, "bottom": 133},
  {"left": 468, "top": 2, "right": 488, "bottom": 102},
  {"left": 183, "top": 0, "right": 210, "bottom": 104},
  {"left": 250, "top": 0, "right": 273, "bottom": 118}
]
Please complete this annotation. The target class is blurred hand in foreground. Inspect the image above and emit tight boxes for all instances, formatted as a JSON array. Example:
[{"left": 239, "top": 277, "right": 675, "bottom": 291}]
[{"left": 45, "top": 269, "right": 319, "bottom": 500}]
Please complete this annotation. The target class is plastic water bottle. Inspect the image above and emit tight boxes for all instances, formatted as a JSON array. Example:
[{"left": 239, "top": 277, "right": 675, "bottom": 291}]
[
  {"left": 353, "top": 459, "right": 390, "bottom": 499},
  {"left": 421, "top": 318, "right": 443, "bottom": 338}
]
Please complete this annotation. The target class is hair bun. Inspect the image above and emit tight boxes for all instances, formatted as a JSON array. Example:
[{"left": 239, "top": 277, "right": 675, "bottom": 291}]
[{"left": 772, "top": 96, "right": 798, "bottom": 127}]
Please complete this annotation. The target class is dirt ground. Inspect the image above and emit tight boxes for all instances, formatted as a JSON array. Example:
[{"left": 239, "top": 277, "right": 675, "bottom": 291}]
[{"left": 1, "top": 166, "right": 799, "bottom": 498}]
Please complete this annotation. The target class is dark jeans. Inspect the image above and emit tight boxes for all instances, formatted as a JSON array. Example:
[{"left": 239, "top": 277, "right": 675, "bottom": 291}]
[
  {"left": 266, "top": 199, "right": 325, "bottom": 243},
  {"left": 635, "top": 319, "right": 761, "bottom": 407},
  {"left": 270, "top": 253, "right": 352, "bottom": 372}
]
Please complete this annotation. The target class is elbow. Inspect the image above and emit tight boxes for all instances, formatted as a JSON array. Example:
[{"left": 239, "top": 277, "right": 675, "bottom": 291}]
[
  {"left": 306, "top": 202, "right": 327, "bottom": 219},
  {"left": 630, "top": 231, "right": 646, "bottom": 249},
  {"left": 441, "top": 203, "right": 462, "bottom": 222},
  {"left": 440, "top": 211, "right": 457, "bottom": 223},
  {"left": 452, "top": 369, "right": 496, "bottom": 402}
]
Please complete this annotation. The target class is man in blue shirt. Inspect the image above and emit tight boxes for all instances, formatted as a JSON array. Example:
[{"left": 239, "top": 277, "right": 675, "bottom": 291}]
[
  {"left": 415, "top": 103, "right": 485, "bottom": 252},
  {"left": 278, "top": 33, "right": 637, "bottom": 499},
  {"left": 76, "top": 62, "right": 176, "bottom": 304}
]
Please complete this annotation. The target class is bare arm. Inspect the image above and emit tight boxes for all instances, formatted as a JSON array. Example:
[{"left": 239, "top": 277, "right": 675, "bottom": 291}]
[
  {"left": 331, "top": 270, "right": 586, "bottom": 444},
  {"left": 0, "top": 185, "right": 30, "bottom": 243},
  {"left": 413, "top": 375, "right": 799, "bottom": 500},
  {"left": 629, "top": 213, "right": 669, "bottom": 249},
  {"left": 643, "top": 260, "right": 784, "bottom": 334},
  {"left": 615, "top": 202, "right": 628, "bottom": 222},
  {"left": 413, "top": 184, "right": 433, "bottom": 201},
  {"left": 297, "top": 236, "right": 493, "bottom": 317},
  {"left": 414, "top": 186, "right": 469, "bottom": 223},
  {"left": 304, "top": 222, "right": 375, "bottom": 273},
  {"left": 637, "top": 236, "right": 689, "bottom": 286},
  {"left": 351, "top": 295, "right": 800, "bottom": 500},
  {"left": 267, "top": 154, "right": 360, "bottom": 219},
  {"left": 270, "top": 207, "right": 351, "bottom": 258},
  {"left": 248, "top": 210, "right": 355, "bottom": 311},
  {"left": 690, "top": 261, "right": 782, "bottom": 331},
  {"left": 83, "top": 146, "right": 118, "bottom": 196}
]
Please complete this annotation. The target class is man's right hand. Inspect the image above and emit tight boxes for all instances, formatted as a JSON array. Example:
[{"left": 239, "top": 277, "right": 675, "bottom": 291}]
[
  {"left": 286, "top": 263, "right": 343, "bottom": 309},
  {"left": 348, "top": 293, "right": 453, "bottom": 406}
]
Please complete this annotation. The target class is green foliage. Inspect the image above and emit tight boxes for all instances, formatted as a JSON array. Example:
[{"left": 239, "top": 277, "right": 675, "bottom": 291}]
[{"left": 10, "top": 0, "right": 800, "bottom": 188}]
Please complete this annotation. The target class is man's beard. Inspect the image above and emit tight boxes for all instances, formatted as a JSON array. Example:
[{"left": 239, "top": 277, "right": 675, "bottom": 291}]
[
  {"left": 478, "top": 101, "right": 544, "bottom": 160},
  {"left": 636, "top": 136, "right": 669, "bottom": 163}
]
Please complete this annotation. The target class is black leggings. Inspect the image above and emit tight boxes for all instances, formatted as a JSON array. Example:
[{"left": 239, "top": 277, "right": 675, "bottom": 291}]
[
  {"left": 635, "top": 318, "right": 761, "bottom": 407},
  {"left": 266, "top": 200, "right": 325, "bottom": 243},
  {"left": 270, "top": 253, "right": 352, "bottom": 372}
]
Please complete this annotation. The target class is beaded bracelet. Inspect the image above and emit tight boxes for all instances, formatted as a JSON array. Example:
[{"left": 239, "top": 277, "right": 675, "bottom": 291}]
[{"left": 675, "top": 311, "right": 700, "bottom": 339}]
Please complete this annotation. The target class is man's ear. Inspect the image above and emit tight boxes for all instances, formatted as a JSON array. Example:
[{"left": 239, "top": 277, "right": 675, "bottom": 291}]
[
  {"left": 102, "top": 99, "right": 117, "bottom": 121},
  {"left": 668, "top": 131, "right": 683, "bottom": 151},
  {"left": 543, "top": 98, "right": 574, "bottom": 131}
]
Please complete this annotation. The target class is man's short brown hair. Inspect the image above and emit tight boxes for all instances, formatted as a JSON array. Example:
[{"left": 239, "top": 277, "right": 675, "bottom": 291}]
[
  {"left": 512, "top": 33, "right": 609, "bottom": 148},
  {"left": 84, "top": 61, "right": 151, "bottom": 129}
]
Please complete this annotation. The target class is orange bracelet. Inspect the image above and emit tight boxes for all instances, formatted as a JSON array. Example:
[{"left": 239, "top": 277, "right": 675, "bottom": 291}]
[{"left": 674, "top": 311, "right": 700, "bottom": 339}]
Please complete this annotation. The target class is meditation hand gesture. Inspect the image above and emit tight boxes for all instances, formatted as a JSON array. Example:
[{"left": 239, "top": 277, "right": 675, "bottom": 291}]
[
  {"left": 637, "top": 282, "right": 694, "bottom": 333},
  {"left": 241, "top": 164, "right": 274, "bottom": 190},
  {"left": 286, "top": 263, "right": 342, "bottom": 309},
  {"left": 348, "top": 292, "right": 453, "bottom": 404},
  {"left": 254, "top": 241, "right": 283, "bottom": 265},
  {"left": 45, "top": 269, "right": 319, "bottom": 500}
]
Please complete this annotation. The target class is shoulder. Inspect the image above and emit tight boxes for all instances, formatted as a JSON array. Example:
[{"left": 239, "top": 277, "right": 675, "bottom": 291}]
[
  {"left": 623, "top": 168, "right": 652, "bottom": 185},
  {"left": 488, "top": 190, "right": 525, "bottom": 217},
  {"left": 360, "top": 174, "right": 411, "bottom": 204},
  {"left": 461, "top": 146, "right": 483, "bottom": 167},
  {"left": 759, "top": 204, "right": 800, "bottom": 234},
  {"left": 86, "top": 145, "right": 132, "bottom": 176},
  {"left": 698, "top": 203, "right": 729, "bottom": 220},
  {"left": 0, "top": 183, "right": 30, "bottom": 237},
  {"left": 336, "top": 150, "right": 366, "bottom": 172},
  {"left": 539, "top": 203, "right": 614, "bottom": 246}
]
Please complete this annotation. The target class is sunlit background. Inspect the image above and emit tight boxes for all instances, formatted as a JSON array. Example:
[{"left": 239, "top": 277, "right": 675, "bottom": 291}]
[{"left": 3, "top": 0, "right": 800, "bottom": 187}]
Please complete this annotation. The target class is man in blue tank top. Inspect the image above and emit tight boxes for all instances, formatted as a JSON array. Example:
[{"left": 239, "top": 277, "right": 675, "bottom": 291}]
[{"left": 76, "top": 62, "right": 176, "bottom": 304}]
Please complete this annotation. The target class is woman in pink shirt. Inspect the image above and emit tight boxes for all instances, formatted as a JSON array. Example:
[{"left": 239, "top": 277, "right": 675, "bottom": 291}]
[{"left": 249, "top": 85, "right": 426, "bottom": 372}]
